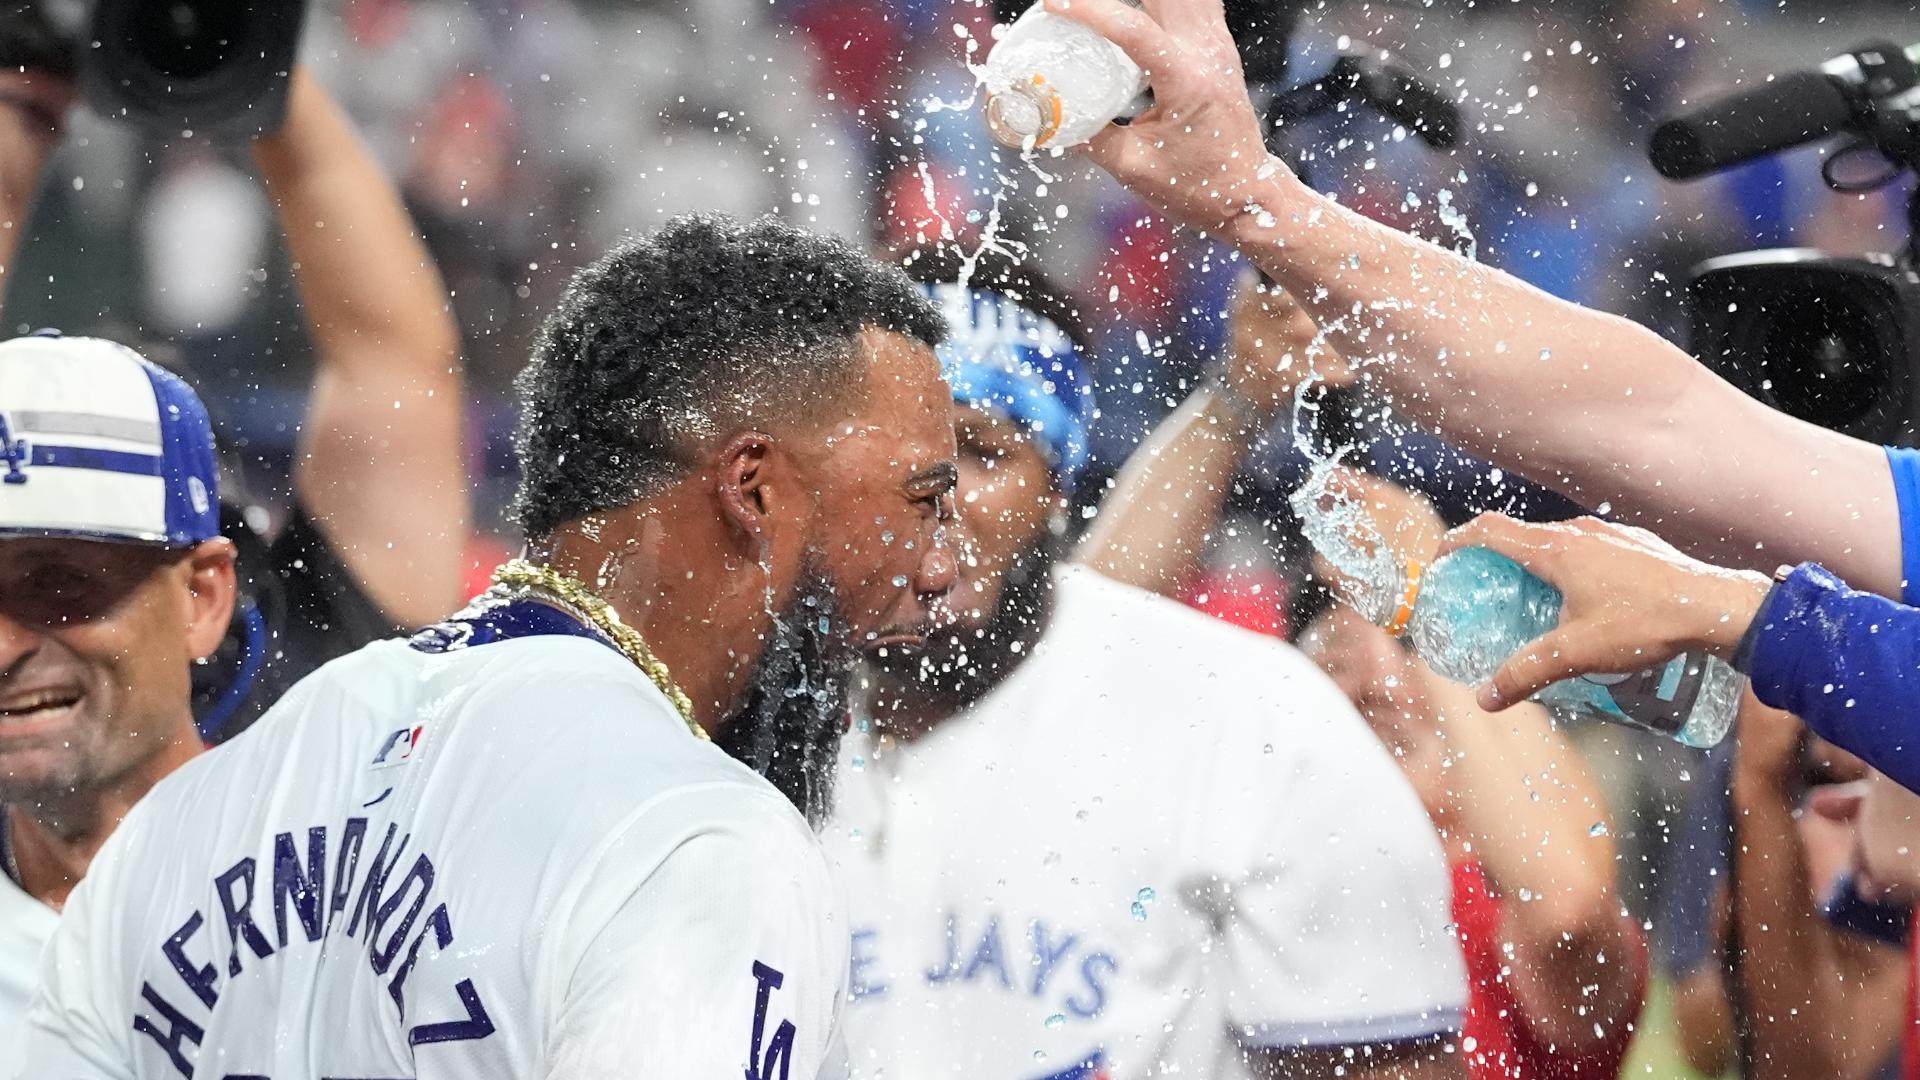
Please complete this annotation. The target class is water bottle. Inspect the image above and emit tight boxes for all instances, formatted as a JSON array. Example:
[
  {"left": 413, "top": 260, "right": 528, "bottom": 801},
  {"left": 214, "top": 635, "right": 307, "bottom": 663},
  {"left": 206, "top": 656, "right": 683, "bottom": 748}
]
[
  {"left": 982, "top": 0, "right": 1149, "bottom": 150},
  {"left": 1387, "top": 546, "right": 1743, "bottom": 748}
]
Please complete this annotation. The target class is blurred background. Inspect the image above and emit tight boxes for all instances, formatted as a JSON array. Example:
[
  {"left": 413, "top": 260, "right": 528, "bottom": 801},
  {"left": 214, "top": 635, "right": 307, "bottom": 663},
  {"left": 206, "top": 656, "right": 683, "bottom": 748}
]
[{"left": 11, "top": 1, "right": 1920, "bottom": 1071}]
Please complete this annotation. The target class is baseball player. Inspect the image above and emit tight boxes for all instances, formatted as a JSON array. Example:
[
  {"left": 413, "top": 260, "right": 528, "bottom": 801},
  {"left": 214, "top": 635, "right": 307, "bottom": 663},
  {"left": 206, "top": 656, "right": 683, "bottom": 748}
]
[
  {"left": 824, "top": 258, "right": 1468, "bottom": 1079},
  {"left": 0, "top": 335, "right": 238, "bottom": 1078},
  {"left": 16, "top": 214, "right": 960, "bottom": 1079}
]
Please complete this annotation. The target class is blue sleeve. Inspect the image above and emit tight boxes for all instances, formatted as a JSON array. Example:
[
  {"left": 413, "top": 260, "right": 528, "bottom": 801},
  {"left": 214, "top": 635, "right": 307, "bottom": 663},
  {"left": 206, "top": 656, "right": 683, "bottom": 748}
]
[
  {"left": 1748, "top": 563, "right": 1920, "bottom": 794},
  {"left": 1884, "top": 446, "right": 1920, "bottom": 606}
]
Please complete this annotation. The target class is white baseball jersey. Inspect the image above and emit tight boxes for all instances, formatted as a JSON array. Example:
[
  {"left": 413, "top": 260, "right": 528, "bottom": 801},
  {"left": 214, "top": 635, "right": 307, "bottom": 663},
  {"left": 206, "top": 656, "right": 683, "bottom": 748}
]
[
  {"left": 0, "top": 865, "right": 59, "bottom": 1078},
  {"left": 824, "top": 567, "right": 1465, "bottom": 1080},
  {"left": 16, "top": 605, "right": 849, "bottom": 1080}
]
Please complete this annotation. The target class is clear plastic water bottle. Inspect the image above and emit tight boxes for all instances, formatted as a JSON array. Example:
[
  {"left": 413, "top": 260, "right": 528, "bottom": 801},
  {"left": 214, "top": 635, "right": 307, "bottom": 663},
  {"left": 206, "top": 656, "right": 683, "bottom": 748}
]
[
  {"left": 1396, "top": 546, "right": 1743, "bottom": 747},
  {"left": 982, "top": 0, "right": 1149, "bottom": 150}
]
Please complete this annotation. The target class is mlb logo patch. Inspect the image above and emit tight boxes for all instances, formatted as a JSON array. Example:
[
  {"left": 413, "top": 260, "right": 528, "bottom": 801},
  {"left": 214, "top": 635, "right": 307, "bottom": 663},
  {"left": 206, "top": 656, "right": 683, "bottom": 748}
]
[{"left": 371, "top": 725, "right": 425, "bottom": 769}]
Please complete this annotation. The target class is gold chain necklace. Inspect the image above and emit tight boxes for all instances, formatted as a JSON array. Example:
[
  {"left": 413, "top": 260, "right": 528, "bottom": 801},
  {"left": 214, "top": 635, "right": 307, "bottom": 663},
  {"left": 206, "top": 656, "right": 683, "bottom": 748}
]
[{"left": 490, "top": 559, "right": 707, "bottom": 741}]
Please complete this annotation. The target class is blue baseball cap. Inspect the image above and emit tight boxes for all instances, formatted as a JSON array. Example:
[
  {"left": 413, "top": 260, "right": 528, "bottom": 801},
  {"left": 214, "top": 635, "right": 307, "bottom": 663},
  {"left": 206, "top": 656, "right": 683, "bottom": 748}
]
[
  {"left": 922, "top": 282, "right": 1096, "bottom": 492},
  {"left": 0, "top": 332, "right": 220, "bottom": 546}
]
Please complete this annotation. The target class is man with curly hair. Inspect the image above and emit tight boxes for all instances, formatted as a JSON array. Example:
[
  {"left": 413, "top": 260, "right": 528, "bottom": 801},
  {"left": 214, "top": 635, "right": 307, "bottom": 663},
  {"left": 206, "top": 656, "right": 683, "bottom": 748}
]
[{"left": 17, "top": 214, "right": 961, "bottom": 1080}]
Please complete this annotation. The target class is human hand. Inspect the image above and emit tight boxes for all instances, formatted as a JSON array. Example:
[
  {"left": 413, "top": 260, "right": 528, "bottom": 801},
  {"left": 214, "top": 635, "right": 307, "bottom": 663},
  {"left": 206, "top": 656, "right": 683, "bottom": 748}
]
[
  {"left": 1435, "top": 514, "right": 1771, "bottom": 711},
  {"left": 1047, "top": 0, "right": 1290, "bottom": 234},
  {"left": 1216, "top": 272, "right": 1351, "bottom": 422}
]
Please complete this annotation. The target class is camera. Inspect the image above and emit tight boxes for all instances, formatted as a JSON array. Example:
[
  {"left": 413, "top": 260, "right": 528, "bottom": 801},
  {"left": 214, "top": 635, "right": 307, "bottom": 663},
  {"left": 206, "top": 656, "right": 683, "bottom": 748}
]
[
  {"left": 0, "top": 0, "right": 305, "bottom": 138},
  {"left": 1655, "top": 43, "right": 1920, "bottom": 445},
  {"left": 1688, "top": 251, "right": 1920, "bottom": 444}
]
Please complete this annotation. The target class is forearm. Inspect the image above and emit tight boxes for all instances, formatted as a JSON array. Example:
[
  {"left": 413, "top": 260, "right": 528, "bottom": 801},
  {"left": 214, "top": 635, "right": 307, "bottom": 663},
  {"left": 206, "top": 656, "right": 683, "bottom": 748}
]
[
  {"left": 1439, "top": 703, "right": 1634, "bottom": 1043},
  {"left": 1227, "top": 172, "right": 1901, "bottom": 593},
  {"left": 1074, "top": 386, "right": 1260, "bottom": 596},
  {"left": 250, "top": 69, "right": 467, "bottom": 627},
  {"left": 1746, "top": 565, "right": 1920, "bottom": 793},
  {"left": 1729, "top": 765, "right": 1867, "bottom": 1080},
  {"left": 252, "top": 71, "right": 457, "bottom": 371}
]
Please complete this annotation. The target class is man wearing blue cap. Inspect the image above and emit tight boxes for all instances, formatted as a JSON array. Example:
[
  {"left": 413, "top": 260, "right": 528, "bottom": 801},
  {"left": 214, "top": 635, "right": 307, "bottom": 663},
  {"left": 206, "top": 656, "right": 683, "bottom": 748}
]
[
  {"left": 826, "top": 253, "right": 1467, "bottom": 1080},
  {"left": 0, "top": 335, "right": 236, "bottom": 1070}
]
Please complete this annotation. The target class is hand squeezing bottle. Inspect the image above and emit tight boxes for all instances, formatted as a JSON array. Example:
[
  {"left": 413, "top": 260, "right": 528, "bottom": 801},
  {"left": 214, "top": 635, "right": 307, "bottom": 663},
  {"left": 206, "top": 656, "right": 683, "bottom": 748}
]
[
  {"left": 1290, "top": 468, "right": 1743, "bottom": 747},
  {"left": 982, "top": 0, "right": 1149, "bottom": 150},
  {"left": 1381, "top": 546, "right": 1743, "bottom": 747}
]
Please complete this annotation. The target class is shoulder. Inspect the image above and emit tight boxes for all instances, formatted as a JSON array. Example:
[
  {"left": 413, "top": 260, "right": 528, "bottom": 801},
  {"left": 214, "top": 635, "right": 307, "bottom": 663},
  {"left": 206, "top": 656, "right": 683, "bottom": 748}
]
[{"left": 1044, "top": 566, "right": 1362, "bottom": 724}]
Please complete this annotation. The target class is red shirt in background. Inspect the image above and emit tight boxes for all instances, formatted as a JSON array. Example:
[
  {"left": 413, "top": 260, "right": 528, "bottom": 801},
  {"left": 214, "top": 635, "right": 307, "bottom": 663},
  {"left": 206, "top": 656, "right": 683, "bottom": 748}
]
[{"left": 1452, "top": 859, "right": 1648, "bottom": 1079}]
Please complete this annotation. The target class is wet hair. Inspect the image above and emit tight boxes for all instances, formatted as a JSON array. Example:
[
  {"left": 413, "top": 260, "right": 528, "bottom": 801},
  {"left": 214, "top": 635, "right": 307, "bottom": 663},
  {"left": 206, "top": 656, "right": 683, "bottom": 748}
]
[{"left": 512, "top": 213, "right": 946, "bottom": 539}]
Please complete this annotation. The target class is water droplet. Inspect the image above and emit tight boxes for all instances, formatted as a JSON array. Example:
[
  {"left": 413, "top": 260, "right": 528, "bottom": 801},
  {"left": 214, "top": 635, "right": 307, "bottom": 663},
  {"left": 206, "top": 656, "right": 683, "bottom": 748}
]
[
  {"left": 1262, "top": 743, "right": 1274, "bottom": 754},
  {"left": 891, "top": 575, "right": 909, "bottom": 587},
  {"left": 1589, "top": 821, "right": 1609, "bottom": 837},
  {"left": 1130, "top": 885, "right": 1156, "bottom": 921},
  {"left": 1045, "top": 1013, "right": 1065, "bottom": 1029}
]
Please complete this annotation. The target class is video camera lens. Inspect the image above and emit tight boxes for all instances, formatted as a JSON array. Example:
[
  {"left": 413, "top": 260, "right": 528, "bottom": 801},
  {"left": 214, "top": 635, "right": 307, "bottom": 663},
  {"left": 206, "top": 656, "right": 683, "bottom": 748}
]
[
  {"left": 130, "top": 0, "right": 247, "bottom": 81},
  {"left": 1741, "top": 289, "right": 1897, "bottom": 431},
  {"left": 1690, "top": 253, "right": 1920, "bottom": 444}
]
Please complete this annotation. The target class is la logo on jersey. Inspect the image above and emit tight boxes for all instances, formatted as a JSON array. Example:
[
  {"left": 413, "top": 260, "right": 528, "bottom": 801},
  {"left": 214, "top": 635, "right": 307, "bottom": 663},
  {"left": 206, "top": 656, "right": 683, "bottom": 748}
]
[{"left": 371, "top": 725, "right": 425, "bottom": 770}]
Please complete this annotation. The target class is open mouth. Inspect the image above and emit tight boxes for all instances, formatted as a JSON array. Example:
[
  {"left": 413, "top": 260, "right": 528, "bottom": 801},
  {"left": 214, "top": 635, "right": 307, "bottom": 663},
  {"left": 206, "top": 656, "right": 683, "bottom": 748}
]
[{"left": 0, "top": 689, "right": 82, "bottom": 723}]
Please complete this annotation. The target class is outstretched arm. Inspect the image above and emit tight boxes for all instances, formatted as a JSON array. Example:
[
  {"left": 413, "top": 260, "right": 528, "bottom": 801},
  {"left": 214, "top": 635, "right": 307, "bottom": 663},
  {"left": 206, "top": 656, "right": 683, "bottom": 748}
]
[
  {"left": 252, "top": 69, "right": 468, "bottom": 628},
  {"left": 1054, "top": 0, "right": 1900, "bottom": 596}
]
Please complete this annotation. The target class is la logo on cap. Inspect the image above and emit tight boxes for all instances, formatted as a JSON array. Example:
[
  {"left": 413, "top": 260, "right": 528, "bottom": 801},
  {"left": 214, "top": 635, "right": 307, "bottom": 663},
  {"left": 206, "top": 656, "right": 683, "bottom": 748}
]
[{"left": 0, "top": 412, "right": 27, "bottom": 485}]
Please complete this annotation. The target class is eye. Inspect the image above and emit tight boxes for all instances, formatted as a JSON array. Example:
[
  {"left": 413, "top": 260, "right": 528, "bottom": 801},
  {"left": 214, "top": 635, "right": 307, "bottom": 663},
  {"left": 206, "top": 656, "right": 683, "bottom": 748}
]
[{"left": 24, "top": 564, "right": 94, "bottom": 600}]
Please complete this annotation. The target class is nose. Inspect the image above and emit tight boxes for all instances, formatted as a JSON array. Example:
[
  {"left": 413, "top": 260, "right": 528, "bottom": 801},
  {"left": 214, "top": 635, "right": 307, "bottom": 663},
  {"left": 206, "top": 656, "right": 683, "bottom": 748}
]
[{"left": 915, "top": 532, "right": 960, "bottom": 602}]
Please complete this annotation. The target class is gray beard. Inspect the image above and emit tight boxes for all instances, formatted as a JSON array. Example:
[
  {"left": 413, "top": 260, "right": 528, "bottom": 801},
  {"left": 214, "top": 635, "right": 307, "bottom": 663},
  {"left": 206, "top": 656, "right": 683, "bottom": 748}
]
[{"left": 714, "top": 558, "right": 853, "bottom": 830}]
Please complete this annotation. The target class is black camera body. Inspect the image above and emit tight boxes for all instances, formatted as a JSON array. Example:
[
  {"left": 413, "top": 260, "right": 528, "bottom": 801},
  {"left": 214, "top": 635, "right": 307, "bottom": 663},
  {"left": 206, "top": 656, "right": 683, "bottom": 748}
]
[
  {"left": 1689, "top": 251, "right": 1920, "bottom": 445},
  {"left": 0, "top": 0, "right": 305, "bottom": 138},
  {"left": 83, "top": 0, "right": 305, "bottom": 138}
]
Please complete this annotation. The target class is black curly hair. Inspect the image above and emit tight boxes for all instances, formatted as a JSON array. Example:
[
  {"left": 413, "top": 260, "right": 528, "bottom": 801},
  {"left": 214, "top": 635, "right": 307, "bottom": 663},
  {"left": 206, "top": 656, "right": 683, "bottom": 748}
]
[{"left": 512, "top": 213, "right": 947, "bottom": 539}]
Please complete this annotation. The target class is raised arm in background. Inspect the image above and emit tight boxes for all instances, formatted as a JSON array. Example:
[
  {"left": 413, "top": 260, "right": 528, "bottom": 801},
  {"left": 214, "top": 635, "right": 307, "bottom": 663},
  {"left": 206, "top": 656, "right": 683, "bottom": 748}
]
[
  {"left": 1075, "top": 272, "right": 1347, "bottom": 592},
  {"left": 1052, "top": 0, "right": 1902, "bottom": 598},
  {"left": 252, "top": 68, "right": 468, "bottom": 628},
  {"left": 1729, "top": 698, "right": 1906, "bottom": 1080}
]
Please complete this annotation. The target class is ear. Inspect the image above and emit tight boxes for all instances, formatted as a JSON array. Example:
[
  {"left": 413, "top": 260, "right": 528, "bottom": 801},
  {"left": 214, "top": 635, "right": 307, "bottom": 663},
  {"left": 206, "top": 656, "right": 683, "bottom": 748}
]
[
  {"left": 715, "top": 432, "right": 779, "bottom": 554},
  {"left": 182, "top": 538, "right": 239, "bottom": 661}
]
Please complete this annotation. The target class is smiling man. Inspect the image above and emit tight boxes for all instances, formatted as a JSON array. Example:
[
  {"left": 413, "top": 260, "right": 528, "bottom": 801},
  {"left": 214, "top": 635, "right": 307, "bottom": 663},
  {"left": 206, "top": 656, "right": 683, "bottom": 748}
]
[
  {"left": 0, "top": 335, "right": 236, "bottom": 1076},
  {"left": 17, "top": 214, "right": 960, "bottom": 1079}
]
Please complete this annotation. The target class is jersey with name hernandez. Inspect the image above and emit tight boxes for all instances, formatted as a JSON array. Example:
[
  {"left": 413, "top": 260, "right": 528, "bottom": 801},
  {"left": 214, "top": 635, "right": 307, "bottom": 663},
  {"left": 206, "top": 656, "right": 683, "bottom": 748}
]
[
  {"left": 16, "top": 609, "right": 850, "bottom": 1080},
  {"left": 824, "top": 567, "right": 1466, "bottom": 1080}
]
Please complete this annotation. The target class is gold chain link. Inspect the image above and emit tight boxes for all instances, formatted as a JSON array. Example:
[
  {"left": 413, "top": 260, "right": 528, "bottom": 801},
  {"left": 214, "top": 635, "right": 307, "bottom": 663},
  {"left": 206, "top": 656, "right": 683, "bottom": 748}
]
[{"left": 490, "top": 559, "right": 707, "bottom": 741}]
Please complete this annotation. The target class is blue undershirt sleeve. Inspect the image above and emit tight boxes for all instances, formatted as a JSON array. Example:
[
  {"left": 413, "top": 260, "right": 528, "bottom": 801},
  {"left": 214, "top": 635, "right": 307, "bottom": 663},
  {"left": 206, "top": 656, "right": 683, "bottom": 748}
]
[
  {"left": 1748, "top": 563, "right": 1920, "bottom": 795},
  {"left": 1882, "top": 446, "right": 1920, "bottom": 605}
]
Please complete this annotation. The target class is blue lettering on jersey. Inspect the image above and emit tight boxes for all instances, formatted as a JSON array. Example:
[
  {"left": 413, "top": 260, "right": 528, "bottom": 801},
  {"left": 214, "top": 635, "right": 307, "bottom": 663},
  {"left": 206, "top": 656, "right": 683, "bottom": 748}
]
[
  {"left": 855, "top": 911, "right": 1119, "bottom": 1020},
  {"left": 132, "top": 817, "right": 494, "bottom": 1078},
  {"left": 747, "top": 961, "right": 797, "bottom": 1080},
  {"left": 849, "top": 929, "right": 887, "bottom": 999}
]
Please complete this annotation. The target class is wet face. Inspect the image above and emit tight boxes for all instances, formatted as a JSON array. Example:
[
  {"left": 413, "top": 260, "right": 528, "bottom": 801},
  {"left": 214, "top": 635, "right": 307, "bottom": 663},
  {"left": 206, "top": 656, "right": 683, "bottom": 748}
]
[
  {"left": 791, "top": 328, "right": 962, "bottom": 658},
  {"left": 868, "top": 405, "right": 1063, "bottom": 708},
  {"left": 948, "top": 406, "right": 1062, "bottom": 633},
  {"left": 0, "top": 537, "right": 234, "bottom": 805}
]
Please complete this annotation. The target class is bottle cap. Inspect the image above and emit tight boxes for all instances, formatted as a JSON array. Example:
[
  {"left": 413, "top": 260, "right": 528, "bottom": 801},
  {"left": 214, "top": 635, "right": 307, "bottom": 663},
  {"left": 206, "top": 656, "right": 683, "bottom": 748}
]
[{"left": 987, "top": 77, "right": 1062, "bottom": 149}]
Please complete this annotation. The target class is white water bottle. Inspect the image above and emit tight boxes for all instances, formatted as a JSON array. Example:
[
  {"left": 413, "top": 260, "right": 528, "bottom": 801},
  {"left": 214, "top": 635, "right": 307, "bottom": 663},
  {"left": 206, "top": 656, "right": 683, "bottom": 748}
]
[{"left": 982, "top": 0, "right": 1149, "bottom": 150}]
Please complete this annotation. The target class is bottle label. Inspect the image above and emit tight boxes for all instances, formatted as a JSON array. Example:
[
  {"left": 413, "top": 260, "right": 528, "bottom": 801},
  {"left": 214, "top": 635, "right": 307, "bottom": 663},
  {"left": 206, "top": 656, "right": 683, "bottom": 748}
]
[{"left": 1578, "top": 656, "right": 1703, "bottom": 737}]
